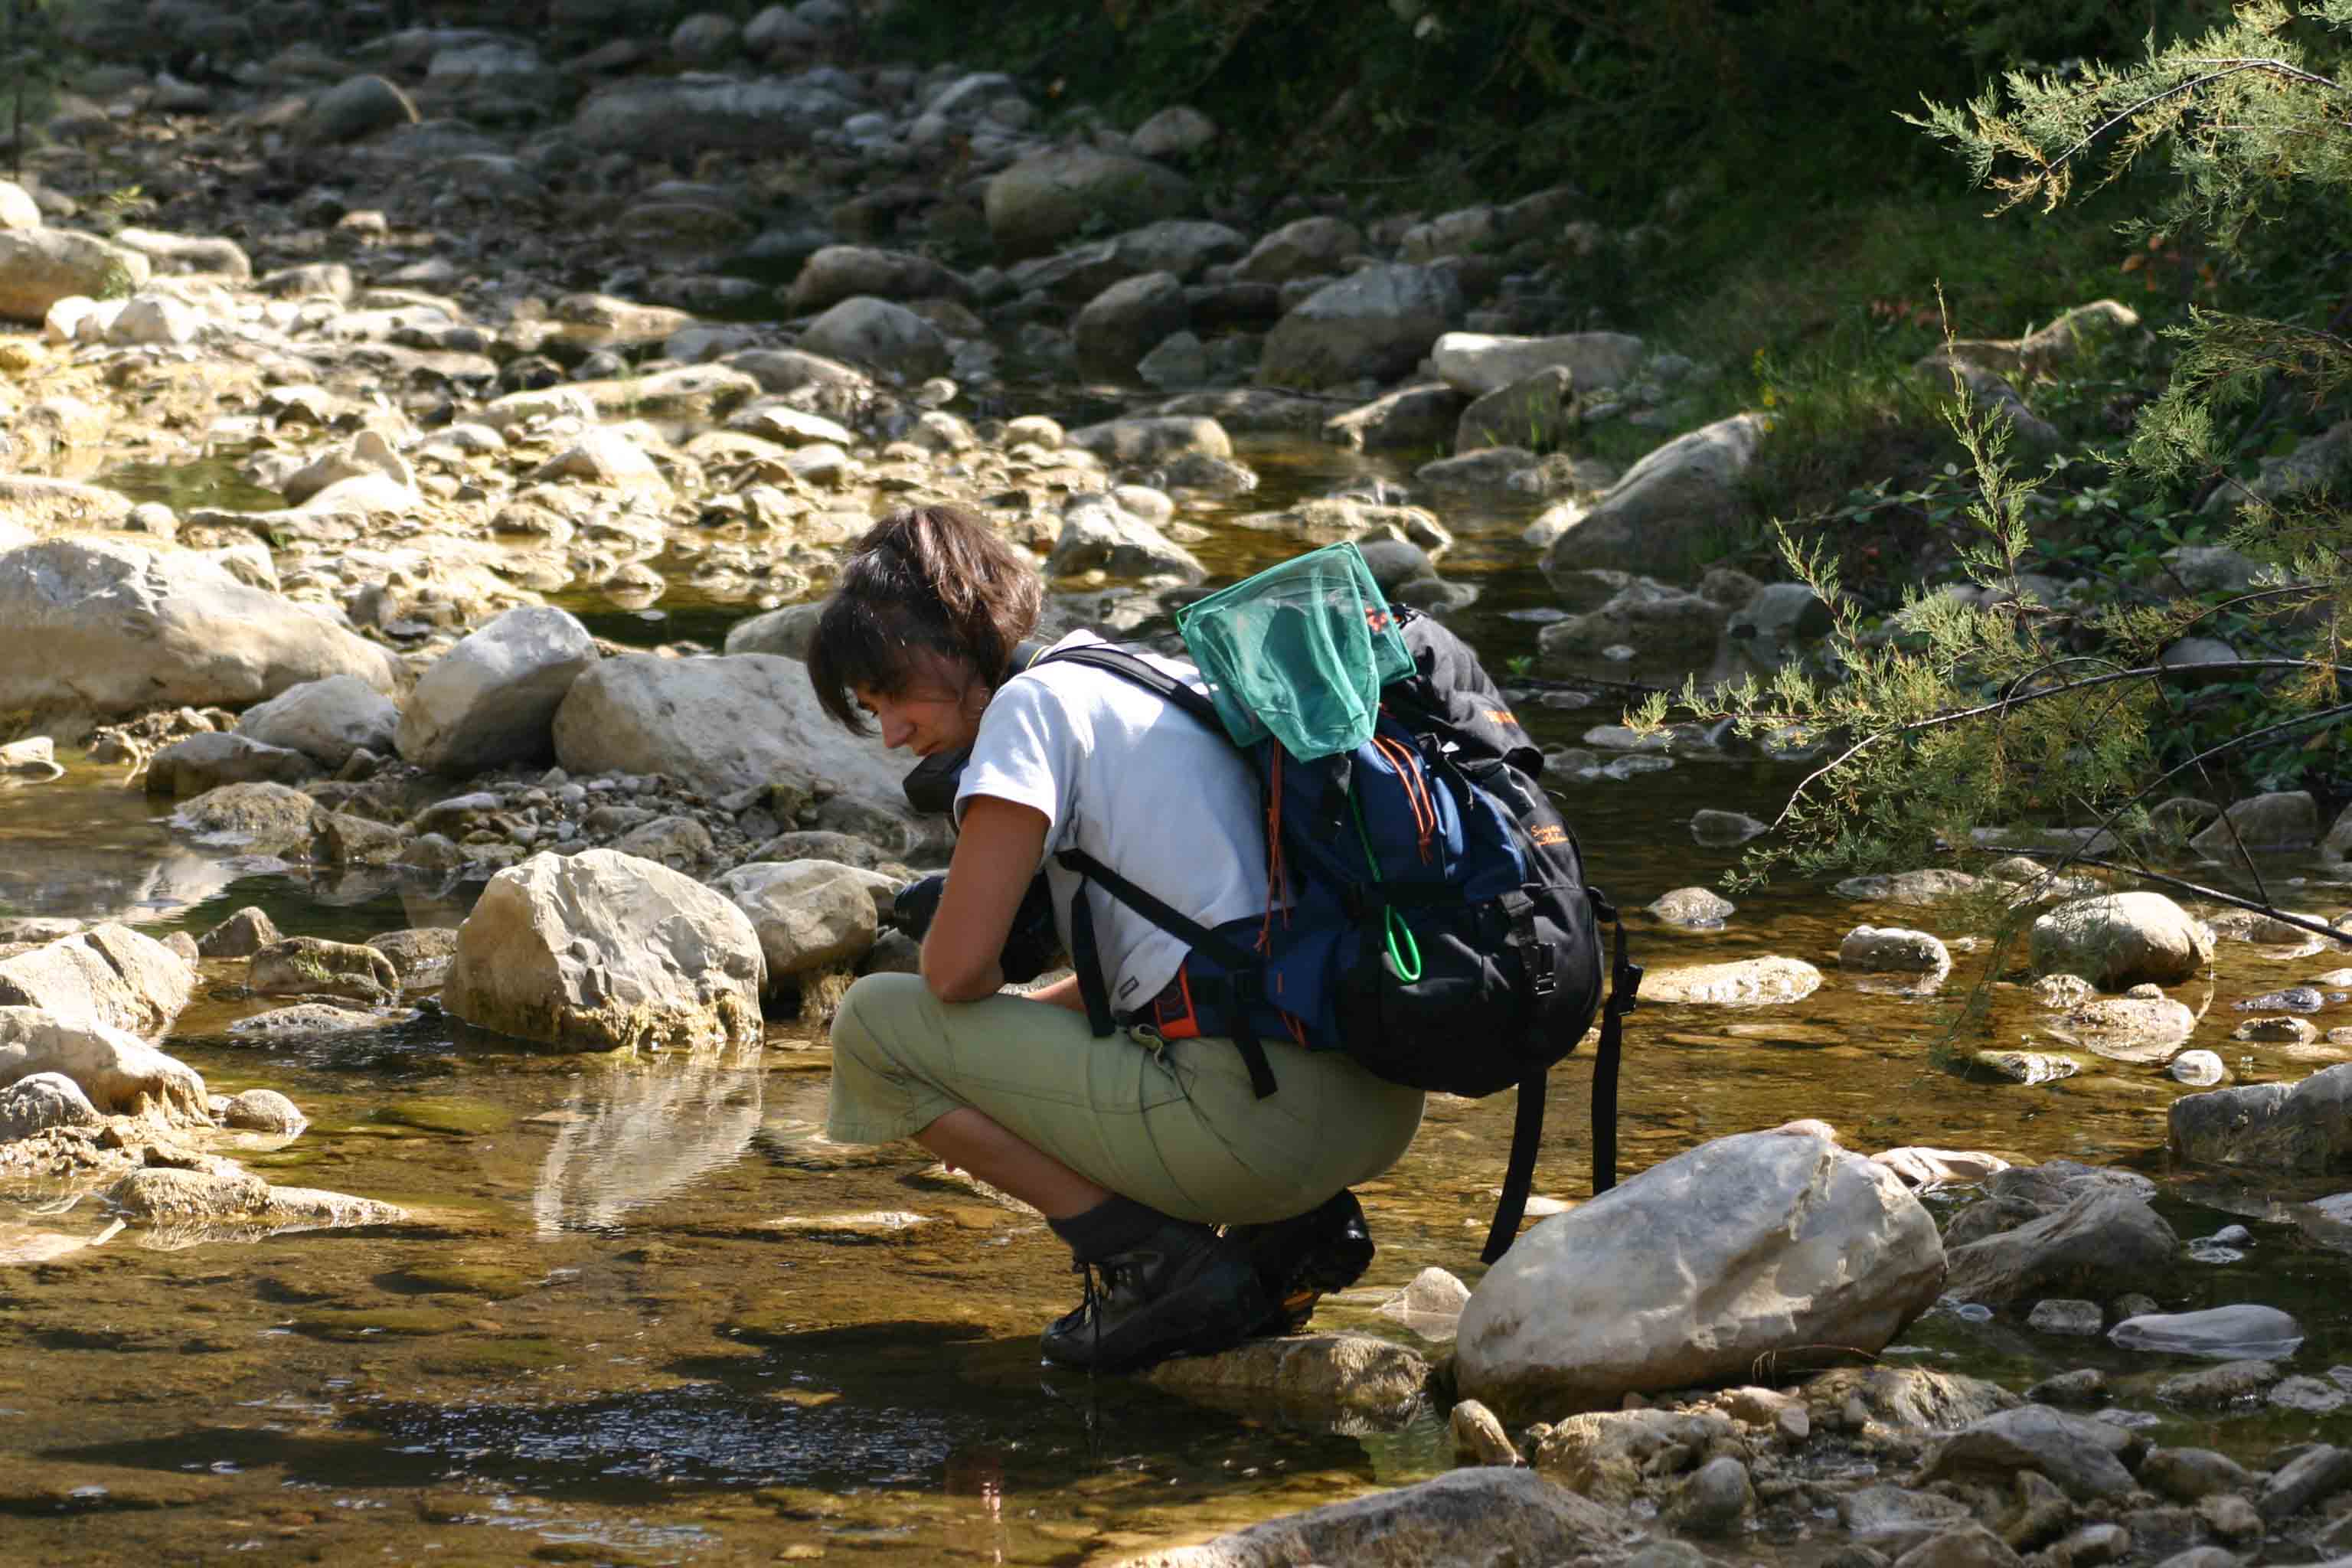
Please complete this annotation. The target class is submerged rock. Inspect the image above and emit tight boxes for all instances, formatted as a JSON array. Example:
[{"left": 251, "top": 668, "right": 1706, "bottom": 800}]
[
  {"left": 1638, "top": 956, "right": 1821, "bottom": 1005},
  {"left": 1144, "top": 1332, "right": 1429, "bottom": 1419},
  {"left": 1457, "top": 1130, "right": 1944, "bottom": 1420}
]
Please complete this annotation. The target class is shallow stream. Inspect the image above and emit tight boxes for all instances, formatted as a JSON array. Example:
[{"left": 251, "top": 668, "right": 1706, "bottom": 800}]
[{"left": 5, "top": 427, "right": 2352, "bottom": 1565}]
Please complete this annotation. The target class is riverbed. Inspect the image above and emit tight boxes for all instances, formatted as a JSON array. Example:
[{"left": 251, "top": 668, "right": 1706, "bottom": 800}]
[{"left": 4, "top": 424, "right": 2352, "bottom": 1565}]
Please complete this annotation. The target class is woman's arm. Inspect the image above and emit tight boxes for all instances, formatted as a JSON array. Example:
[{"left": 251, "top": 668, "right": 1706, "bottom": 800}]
[{"left": 920, "top": 793, "right": 1051, "bottom": 1003}]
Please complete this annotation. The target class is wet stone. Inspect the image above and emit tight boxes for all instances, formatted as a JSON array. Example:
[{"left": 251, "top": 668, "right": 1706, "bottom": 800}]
[
  {"left": 1640, "top": 956, "right": 1821, "bottom": 1004},
  {"left": 2027, "top": 1299, "right": 2103, "bottom": 1335},
  {"left": 2139, "top": 1446, "right": 2254, "bottom": 1503},
  {"left": 2112, "top": 1304, "right": 2303, "bottom": 1360},
  {"left": 1673, "top": 1454, "right": 1753, "bottom": 1536},
  {"left": 2170, "top": 1050, "right": 2225, "bottom": 1086},
  {"left": 230, "top": 1003, "right": 401, "bottom": 1037},
  {"left": 2197, "top": 1493, "right": 2264, "bottom": 1544},
  {"left": 2269, "top": 1374, "right": 2347, "bottom": 1413},
  {"left": 2026, "top": 1369, "right": 2107, "bottom": 1407},
  {"left": 2155, "top": 1359, "right": 2279, "bottom": 1408},
  {"left": 1890, "top": 1524, "right": 2026, "bottom": 1568},
  {"left": 1970, "top": 1050, "right": 2080, "bottom": 1085},
  {"left": 1146, "top": 1332, "right": 1431, "bottom": 1418},
  {"left": 2255, "top": 1443, "right": 2352, "bottom": 1521},
  {"left": 365, "top": 1099, "right": 514, "bottom": 1137},
  {"left": 222, "top": 1089, "right": 304, "bottom": 1133},
  {"left": 196, "top": 905, "right": 281, "bottom": 959},
  {"left": 2236, "top": 1014, "right": 2318, "bottom": 1044},
  {"left": 1449, "top": 1399, "right": 1520, "bottom": 1465},
  {"left": 1648, "top": 887, "right": 1734, "bottom": 927}
]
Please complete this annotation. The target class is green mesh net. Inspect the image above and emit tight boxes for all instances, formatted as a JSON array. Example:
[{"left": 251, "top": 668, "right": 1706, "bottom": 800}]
[{"left": 1174, "top": 541, "right": 1416, "bottom": 760}]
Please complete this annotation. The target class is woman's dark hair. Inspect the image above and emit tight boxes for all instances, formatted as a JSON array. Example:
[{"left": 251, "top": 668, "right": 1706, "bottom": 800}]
[{"left": 807, "top": 505, "right": 1044, "bottom": 733}]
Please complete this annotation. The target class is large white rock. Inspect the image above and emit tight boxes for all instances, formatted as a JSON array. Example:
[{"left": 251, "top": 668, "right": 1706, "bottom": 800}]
[
  {"left": 0, "top": 926, "right": 193, "bottom": 1037},
  {"left": 1258, "top": 263, "right": 1458, "bottom": 388},
  {"left": 1432, "top": 331, "right": 1647, "bottom": 398},
  {"left": 1542, "top": 413, "right": 1769, "bottom": 577},
  {"left": 2029, "top": 891, "right": 2213, "bottom": 990},
  {"left": 0, "top": 538, "right": 403, "bottom": 717},
  {"left": 443, "top": 849, "right": 765, "bottom": 1054},
  {"left": 236, "top": 675, "right": 400, "bottom": 768},
  {"left": 397, "top": 606, "right": 599, "bottom": 776},
  {"left": 0, "top": 228, "right": 150, "bottom": 322},
  {"left": 553, "top": 652, "right": 911, "bottom": 808},
  {"left": 0, "top": 1005, "right": 207, "bottom": 1123},
  {"left": 0, "top": 179, "right": 38, "bottom": 232},
  {"left": 1456, "top": 1130, "right": 1946, "bottom": 1419}
]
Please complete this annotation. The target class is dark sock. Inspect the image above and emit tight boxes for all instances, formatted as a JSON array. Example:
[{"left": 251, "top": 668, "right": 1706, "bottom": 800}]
[{"left": 1048, "top": 1195, "right": 1171, "bottom": 1261}]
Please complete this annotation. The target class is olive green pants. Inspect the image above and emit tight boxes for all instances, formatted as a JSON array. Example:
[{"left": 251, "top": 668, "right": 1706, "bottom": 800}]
[{"left": 827, "top": 972, "right": 1426, "bottom": 1227}]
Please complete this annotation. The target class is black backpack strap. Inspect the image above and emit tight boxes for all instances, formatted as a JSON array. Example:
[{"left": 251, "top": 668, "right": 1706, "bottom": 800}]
[
  {"left": 1057, "top": 846, "right": 1279, "bottom": 1100},
  {"left": 1479, "top": 886, "right": 1640, "bottom": 1265},
  {"left": 1037, "top": 644, "right": 1227, "bottom": 736}
]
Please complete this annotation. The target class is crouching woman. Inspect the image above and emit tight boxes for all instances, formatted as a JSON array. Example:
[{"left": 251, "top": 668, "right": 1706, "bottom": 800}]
[{"left": 806, "top": 504, "right": 1425, "bottom": 1371}]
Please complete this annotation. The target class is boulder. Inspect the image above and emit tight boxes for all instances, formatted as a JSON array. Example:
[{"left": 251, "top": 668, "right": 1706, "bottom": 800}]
[
  {"left": 1918, "top": 1406, "right": 2138, "bottom": 1501},
  {"left": 795, "top": 296, "right": 949, "bottom": 380},
  {"left": 1258, "top": 263, "right": 1456, "bottom": 388},
  {"left": 1073, "top": 271, "right": 1188, "bottom": 381},
  {"left": 1540, "top": 413, "right": 1768, "bottom": 577},
  {"left": 0, "top": 926, "right": 191, "bottom": 1037},
  {"left": 554, "top": 652, "right": 911, "bottom": 812},
  {"left": 723, "top": 603, "right": 822, "bottom": 661},
  {"left": 249, "top": 937, "right": 400, "bottom": 1004},
  {"left": 1456, "top": 1130, "right": 1945, "bottom": 1419},
  {"left": 1322, "top": 384, "right": 1467, "bottom": 452},
  {"left": 2189, "top": 790, "right": 2321, "bottom": 854},
  {"left": 0, "top": 1071, "right": 102, "bottom": 1139},
  {"left": 784, "top": 244, "right": 970, "bottom": 314},
  {"left": 0, "top": 178, "right": 38, "bottom": 231},
  {"left": 222, "top": 1088, "right": 305, "bottom": 1134},
  {"left": 2169, "top": 1063, "right": 2352, "bottom": 1170},
  {"left": 1943, "top": 1187, "right": 2179, "bottom": 1306},
  {"left": 197, "top": 906, "right": 280, "bottom": 959},
  {"left": 171, "top": 782, "right": 318, "bottom": 854},
  {"left": 1065, "top": 414, "right": 1231, "bottom": 466},
  {"left": 235, "top": 675, "right": 400, "bottom": 769},
  {"left": 443, "top": 848, "right": 765, "bottom": 1054},
  {"left": 1233, "top": 217, "right": 1364, "bottom": 285},
  {"left": 1046, "top": 494, "right": 1204, "bottom": 582},
  {"left": 1841, "top": 926, "right": 1952, "bottom": 973},
  {"left": 397, "top": 606, "right": 598, "bottom": 776},
  {"left": 1432, "top": 332, "right": 1646, "bottom": 399},
  {"left": 0, "top": 1004, "right": 205, "bottom": 1121},
  {"left": 0, "top": 229, "right": 150, "bottom": 322},
  {"left": 0, "top": 538, "right": 402, "bottom": 718},
  {"left": 2030, "top": 893, "right": 2212, "bottom": 990},
  {"left": 1455, "top": 366, "right": 1576, "bottom": 454},
  {"left": 144, "top": 731, "right": 318, "bottom": 795},
  {"left": 303, "top": 74, "right": 418, "bottom": 142},
  {"left": 984, "top": 147, "right": 1197, "bottom": 260},
  {"left": 1112, "top": 1467, "right": 1638, "bottom": 1568}
]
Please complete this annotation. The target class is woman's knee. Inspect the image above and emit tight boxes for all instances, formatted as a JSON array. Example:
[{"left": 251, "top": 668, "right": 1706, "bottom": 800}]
[{"left": 830, "top": 971, "right": 931, "bottom": 1070}]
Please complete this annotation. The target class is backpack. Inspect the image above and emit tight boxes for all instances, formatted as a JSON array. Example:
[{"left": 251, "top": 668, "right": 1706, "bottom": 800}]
[{"left": 1038, "top": 603, "right": 1641, "bottom": 1264}]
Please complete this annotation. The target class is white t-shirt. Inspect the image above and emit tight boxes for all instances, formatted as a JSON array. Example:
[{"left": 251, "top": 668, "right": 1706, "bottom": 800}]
[{"left": 956, "top": 631, "right": 1266, "bottom": 1011}]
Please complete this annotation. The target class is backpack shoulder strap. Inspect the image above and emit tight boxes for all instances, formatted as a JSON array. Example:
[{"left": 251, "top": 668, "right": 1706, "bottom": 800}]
[{"left": 1034, "top": 644, "right": 1227, "bottom": 737}]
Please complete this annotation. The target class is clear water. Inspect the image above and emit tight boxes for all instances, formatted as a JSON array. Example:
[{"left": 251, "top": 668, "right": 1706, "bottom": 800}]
[{"left": 5, "top": 430, "right": 2347, "bottom": 1563}]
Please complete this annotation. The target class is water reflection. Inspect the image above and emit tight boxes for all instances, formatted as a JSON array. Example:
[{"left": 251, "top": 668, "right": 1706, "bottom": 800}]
[{"left": 532, "top": 1054, "right": 764, "bottom": 1236}]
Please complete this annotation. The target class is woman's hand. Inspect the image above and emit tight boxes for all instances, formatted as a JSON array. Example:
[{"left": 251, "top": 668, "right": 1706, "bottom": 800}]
[{"left": 920, "top": 793, "right": 1050, "bottom": 1004}]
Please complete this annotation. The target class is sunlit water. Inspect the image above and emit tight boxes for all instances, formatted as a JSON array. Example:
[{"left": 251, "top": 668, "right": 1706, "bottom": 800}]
[{"left": 2, "top": 428, "right": 2348, "bottom": 1563}]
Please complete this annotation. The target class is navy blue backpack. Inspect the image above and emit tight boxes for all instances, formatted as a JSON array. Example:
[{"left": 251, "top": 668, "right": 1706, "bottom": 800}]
[{"left": 1041, "top": 609, "right": 1639, "bottom": 1263}]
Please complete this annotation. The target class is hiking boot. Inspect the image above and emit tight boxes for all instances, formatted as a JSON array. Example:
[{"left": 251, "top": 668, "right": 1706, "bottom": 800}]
[
  {"left": 1037, "top": 1217, "right": 1269, "bottom": 1374},
  {"left": 1228, "top": 1190, "right": 1375, "bottom": 1336}
]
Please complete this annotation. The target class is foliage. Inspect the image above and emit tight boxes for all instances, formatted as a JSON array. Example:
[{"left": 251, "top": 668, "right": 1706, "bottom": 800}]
[
  {"left": 1639, "top": 1, "right": 2352, "bottom": 939},
  {"left": 1, "top": 0, "right": 67, "bottom": 178}
]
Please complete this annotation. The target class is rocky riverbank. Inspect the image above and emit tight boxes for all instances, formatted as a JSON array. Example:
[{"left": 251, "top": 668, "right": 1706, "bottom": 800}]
[{"left": 3, "top": 3, "right": 2352, "bottom": 1564}]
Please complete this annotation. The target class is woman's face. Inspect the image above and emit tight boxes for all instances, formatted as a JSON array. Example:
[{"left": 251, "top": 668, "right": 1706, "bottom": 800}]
[{"left": 854, "top": 653, "right": 988, "bottom": 758}]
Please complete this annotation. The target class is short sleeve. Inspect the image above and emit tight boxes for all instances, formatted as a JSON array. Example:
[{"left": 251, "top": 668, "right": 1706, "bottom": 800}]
[{"left": 956, "top": 675, "right": 1076, "bottom": 853}]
